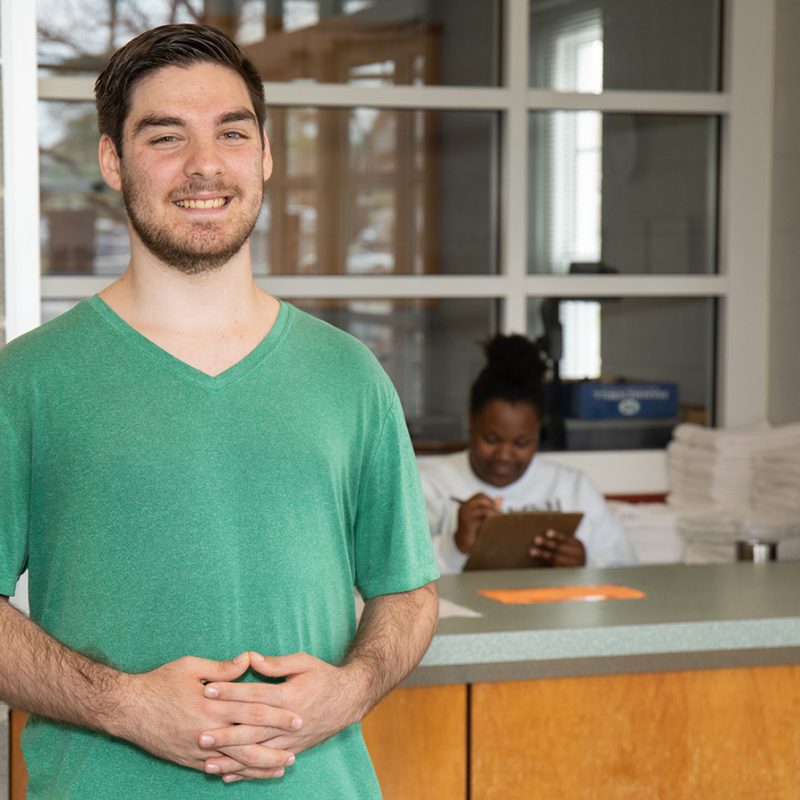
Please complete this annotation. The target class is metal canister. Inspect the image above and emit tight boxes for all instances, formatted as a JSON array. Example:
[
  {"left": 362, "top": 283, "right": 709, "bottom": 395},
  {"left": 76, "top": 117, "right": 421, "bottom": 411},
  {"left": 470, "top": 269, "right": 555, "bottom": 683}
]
[{"left": 735, "top": 539, "right": 778, "bottom": 562}]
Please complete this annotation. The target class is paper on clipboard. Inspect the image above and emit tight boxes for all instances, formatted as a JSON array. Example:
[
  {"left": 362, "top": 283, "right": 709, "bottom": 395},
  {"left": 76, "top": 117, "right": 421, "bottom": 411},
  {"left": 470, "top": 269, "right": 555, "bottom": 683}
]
[{"left": 464, "top": 510, "right": 583, "bottom": 571}]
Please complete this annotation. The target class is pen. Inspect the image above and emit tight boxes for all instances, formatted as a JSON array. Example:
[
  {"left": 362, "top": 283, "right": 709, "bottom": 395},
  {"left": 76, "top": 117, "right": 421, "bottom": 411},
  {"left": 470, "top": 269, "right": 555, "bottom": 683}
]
[{"left": 450, "top": 496, "right": 467, "bottom": 504}]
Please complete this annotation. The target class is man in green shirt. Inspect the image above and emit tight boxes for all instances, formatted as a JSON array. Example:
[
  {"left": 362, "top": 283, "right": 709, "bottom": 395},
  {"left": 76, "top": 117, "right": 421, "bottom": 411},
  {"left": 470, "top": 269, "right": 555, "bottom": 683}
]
[{"left": 0, "top": 24, "right": 439, "bottom": 798}]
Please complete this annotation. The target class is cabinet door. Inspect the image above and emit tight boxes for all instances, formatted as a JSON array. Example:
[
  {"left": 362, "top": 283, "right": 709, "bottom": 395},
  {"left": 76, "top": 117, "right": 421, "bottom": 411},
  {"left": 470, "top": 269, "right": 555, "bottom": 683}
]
[
  {"left": 362, "top": 684, "right": 467, "bottom": 800},
  {"left": 470, "top": 667, "right": 800, "bottom": 799}
]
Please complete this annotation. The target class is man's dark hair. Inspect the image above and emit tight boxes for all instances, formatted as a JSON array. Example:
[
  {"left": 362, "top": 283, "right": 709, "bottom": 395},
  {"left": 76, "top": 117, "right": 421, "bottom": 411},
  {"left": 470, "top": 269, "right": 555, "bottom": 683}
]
[
  {"left": 94, "top": 23, "right": 266, "bottom": 156},
  {"left": 469, "top": 334, "right": 548, "bottom": 416}
]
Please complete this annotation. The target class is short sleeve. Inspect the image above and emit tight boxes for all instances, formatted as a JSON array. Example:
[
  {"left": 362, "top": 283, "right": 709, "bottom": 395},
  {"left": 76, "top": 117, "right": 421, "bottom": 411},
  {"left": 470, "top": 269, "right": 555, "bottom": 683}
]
[
  {"left": 353, "top": 393, "right": 440, "bottom": 600},
  {"left": 0, "top": 405, "right": 30, "bottom": 596}
]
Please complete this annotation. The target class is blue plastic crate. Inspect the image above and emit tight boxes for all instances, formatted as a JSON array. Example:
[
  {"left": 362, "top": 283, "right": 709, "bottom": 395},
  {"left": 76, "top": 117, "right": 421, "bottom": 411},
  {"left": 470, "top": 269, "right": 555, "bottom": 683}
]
[{"left": 562, "top": 381, "right": 679, "bottom": 419}]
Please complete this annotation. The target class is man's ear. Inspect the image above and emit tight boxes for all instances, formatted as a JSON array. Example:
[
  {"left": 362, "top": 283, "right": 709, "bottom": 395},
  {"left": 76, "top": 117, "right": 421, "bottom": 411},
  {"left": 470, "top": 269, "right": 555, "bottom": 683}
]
[
  {"left": 98, "top": 134, "right": 123, "bottom": 192},
  {"left": 262, "top": 129, "right": 273, "bottom": 182}
]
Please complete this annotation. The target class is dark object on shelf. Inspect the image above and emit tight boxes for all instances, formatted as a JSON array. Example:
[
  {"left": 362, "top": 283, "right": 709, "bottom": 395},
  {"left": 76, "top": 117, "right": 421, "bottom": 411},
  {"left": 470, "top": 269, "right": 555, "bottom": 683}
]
[{"left": 558, "top": 417, "right": 678, "bottom": 450}]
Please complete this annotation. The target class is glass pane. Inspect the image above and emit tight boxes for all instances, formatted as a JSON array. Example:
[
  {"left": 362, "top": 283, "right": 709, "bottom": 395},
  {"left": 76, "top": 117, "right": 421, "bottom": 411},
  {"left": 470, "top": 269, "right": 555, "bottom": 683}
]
[
  {"left": 528, "top": 112, "right": 718, "bottom": 275},
  {"left": 37, "top": 1, "right": 203, "bottom": 76},
  {"left": 530, "top": 0, "right": 722, "bottom": 92},
  {"left": 38, "top": 0, "right": 502, "bottom": 87},
  {"left": 262, "top": 107, "right": 498, "bottom": 276},
  {"left": 40, "top": 102, "right": 497, "bottom": 277},
  {"left": 289, "top": 298, "right": 496, "bottom": 446},
  {"left": 40, "top": 101, "right": 128, "bottom": 275},
  {"left": 528, "top": 296, "right": 715, "bottom": 451}
]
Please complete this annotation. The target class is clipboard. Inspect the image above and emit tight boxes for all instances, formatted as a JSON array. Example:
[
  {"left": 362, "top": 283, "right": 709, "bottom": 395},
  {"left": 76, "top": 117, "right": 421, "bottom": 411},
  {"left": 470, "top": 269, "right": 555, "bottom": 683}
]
[{"left": 463, "top": 510, "right": 584, "bottom": 571}]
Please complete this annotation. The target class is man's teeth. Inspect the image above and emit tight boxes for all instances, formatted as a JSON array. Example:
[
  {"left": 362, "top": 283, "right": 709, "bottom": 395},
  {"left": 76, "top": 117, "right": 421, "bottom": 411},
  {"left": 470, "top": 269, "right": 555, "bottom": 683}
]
[{"left": 175, "top": 197, "right": 227, "bottom": 209}]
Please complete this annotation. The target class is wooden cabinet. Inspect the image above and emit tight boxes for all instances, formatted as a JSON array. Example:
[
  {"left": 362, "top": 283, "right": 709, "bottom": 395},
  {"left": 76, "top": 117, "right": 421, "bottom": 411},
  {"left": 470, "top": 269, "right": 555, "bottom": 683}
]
[
  {"left": 362, "top": 684, "right": 467, "bottom": 800},
  {"left": 363, "top": 666, "right": 800, "bottom": 800},
  {"left": 470, "top": 666, "right": 800, "bottom": 799}
]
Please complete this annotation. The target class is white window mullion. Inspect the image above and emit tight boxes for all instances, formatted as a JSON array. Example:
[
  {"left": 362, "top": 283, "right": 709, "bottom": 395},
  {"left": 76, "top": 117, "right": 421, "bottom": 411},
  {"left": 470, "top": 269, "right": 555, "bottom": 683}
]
[
  {"left": 527, "top": 88, "right": 729, "bottom": 114},
  {"left": 3, "top": 0, "right": 41, "bottom": 340},
  {"left": 717, "top": 0, "right": 774, "bottom": 427},
  {"left": 500, "top": 0, "right": 530, "bottom": 334}
]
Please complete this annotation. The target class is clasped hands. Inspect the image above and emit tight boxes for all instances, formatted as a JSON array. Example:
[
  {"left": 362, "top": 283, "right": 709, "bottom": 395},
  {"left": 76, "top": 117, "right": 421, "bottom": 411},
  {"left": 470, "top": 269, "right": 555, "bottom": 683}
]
[{"left": 125, "top": 649, "right": 360, "bottom": 784}]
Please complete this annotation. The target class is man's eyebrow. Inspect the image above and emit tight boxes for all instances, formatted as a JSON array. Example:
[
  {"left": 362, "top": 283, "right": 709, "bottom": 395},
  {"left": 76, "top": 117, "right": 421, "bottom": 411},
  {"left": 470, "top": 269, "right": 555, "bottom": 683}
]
[
  {"left": 132, "top": 110, "right": 258, "bottom": 137},
  {"left": 218, "top": 109, "right": 258, "bottom": 127},
  {"left": 133, "top": 115, "right": 185, "bottom": 137}
]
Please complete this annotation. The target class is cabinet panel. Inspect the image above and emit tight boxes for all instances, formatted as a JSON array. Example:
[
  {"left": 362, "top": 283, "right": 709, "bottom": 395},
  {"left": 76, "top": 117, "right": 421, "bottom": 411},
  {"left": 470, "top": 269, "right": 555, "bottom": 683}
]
[
  {"left": 471, "top": 667, "right": 800, "bottom": 800},
  {"left": 363, "top": 684, "right": 467, "bottom": 800},
  {"left": 10, "top": 711, "right": 27, "bottom": 800}
]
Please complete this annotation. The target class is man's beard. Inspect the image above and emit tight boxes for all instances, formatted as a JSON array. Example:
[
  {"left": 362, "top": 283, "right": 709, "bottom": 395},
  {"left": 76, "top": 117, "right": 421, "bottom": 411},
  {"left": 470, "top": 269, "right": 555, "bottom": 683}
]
[{"left": 121, "top": 174, "right": 263, "bottom": 275}]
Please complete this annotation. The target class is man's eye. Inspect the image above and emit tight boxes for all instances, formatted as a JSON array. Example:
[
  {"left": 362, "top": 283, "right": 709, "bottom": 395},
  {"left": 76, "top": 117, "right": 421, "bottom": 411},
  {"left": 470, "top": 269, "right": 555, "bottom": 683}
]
[
  {"left": 152, "top": 135, "right": 178, "bottom": 144},
  {"left": 515, "top": 440, "right": 530, "bottom": 448},
  {"left": 222, "top": 131, "right": 245, "bottom": 140}
]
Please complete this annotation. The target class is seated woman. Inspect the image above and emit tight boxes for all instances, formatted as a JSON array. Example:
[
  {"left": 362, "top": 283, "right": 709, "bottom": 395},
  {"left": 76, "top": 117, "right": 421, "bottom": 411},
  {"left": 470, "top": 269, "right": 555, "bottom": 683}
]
[{"left": 420, "top": 333, "right": 636, "bottom": 574}]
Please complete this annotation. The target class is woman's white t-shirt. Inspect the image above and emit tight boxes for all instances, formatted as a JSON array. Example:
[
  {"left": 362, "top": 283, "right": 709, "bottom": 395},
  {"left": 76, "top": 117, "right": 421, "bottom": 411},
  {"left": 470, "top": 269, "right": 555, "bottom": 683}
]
[{"left": 420, "top": 450, "right": 637, "bottom": 574}]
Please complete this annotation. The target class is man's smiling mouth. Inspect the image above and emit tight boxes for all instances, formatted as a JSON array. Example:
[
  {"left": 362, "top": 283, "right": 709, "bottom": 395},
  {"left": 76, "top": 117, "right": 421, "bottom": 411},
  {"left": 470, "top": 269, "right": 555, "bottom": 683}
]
[{"left": 174, "top": 197, "right": 229, "bottom": 209}]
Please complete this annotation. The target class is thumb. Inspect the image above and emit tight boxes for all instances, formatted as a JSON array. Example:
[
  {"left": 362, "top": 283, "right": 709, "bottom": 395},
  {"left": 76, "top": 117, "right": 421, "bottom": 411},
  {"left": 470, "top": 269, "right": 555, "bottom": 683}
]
[
  {"left": 200, "top": 652, "right": 251, "bottom": 683},
  {"left": 248, "top": 651, "right": 311, "bottom": 679}
]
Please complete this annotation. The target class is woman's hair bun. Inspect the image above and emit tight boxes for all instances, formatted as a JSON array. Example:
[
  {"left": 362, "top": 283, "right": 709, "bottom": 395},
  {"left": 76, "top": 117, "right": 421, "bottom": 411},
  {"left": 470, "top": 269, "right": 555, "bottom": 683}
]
[
  {"left": 469, "top": 334, "right": 547, "bottom": 415},
  {"left": 484, "top": 334, "right": 547, "bottom": 386}
]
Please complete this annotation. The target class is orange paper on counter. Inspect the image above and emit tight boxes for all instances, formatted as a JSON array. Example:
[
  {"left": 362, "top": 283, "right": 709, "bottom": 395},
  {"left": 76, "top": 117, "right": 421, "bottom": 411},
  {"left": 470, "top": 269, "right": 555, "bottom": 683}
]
[{"left": 478, "top": 584, "right": 646, "bottom": 605}]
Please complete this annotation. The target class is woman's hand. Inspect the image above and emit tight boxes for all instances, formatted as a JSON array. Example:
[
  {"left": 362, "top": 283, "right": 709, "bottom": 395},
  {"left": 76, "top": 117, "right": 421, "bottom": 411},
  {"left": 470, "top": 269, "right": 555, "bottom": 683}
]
[
  {"left": 529, "top": 529, "right": 586, "bottom": 567},
  {"left": 454, "top": 493, "right": 502, "bottom": 554}
]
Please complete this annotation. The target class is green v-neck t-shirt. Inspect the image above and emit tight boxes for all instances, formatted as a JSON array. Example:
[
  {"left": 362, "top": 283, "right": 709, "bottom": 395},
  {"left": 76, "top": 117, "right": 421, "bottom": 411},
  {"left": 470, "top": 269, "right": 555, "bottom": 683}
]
[{"left": 0, "top": 296, "right": 439, "bottom": 799}]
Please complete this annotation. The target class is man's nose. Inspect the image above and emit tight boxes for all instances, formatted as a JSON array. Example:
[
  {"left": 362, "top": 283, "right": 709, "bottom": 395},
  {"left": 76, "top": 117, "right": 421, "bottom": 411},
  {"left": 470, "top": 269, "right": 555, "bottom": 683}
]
[{"left": 184, "top": 137, "right": 224, "bottom": 178}]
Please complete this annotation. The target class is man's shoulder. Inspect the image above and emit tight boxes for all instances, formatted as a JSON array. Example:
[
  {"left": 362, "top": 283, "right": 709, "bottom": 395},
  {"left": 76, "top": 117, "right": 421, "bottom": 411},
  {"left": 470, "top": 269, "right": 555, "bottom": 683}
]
[
  {"left": 284, "top": 303, "right": 389, "bottom": 379},
  {"left": 0, "top": 300, "right": 96, "bottom": 375}
]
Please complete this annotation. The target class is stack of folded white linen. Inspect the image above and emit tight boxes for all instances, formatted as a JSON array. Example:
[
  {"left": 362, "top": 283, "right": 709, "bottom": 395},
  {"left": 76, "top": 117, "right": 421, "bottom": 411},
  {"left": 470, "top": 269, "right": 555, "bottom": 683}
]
[
  {"left": 752, "top": 449, "right": 800, "bottom": 559},
  {"left": 667, "top": 423, "right": 800, "bottom": 508},
  {"left": 608, "top": 501, "right": 686, "bottom": 564},
  {"left": 666, "top": 422, "right": 800, "bottom": 561},
  {"left": 753, "top": 448, "right": 800, "bottom": 514}
]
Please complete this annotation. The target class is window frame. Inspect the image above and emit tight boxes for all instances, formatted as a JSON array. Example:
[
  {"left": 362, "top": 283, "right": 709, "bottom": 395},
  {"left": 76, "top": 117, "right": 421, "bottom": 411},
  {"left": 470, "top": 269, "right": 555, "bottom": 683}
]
[
  {"left": 2, "top": 0, "right": 40, "bottom": 342},
  {"left": 7, "top": 0, "right": 775, "bottom": 442}
]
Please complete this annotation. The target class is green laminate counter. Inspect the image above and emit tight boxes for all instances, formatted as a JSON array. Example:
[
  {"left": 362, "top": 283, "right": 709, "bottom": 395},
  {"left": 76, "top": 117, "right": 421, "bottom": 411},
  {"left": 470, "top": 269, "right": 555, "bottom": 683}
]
[{"left": 405, "top": 562, "right": 800, "bottom": 685}]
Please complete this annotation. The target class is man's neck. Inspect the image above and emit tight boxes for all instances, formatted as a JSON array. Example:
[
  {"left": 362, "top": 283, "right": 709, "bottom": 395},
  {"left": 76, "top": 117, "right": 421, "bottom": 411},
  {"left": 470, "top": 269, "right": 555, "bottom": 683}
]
[{"left": 99, "top": 247, "right": 281, "bottom": 377}]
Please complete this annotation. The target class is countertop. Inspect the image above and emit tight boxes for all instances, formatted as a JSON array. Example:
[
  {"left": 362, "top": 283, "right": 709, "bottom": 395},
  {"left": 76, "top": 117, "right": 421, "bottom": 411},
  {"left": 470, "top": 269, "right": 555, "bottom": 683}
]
[{"left": 405, "top": 562, "right": 800, "bottom": 685}]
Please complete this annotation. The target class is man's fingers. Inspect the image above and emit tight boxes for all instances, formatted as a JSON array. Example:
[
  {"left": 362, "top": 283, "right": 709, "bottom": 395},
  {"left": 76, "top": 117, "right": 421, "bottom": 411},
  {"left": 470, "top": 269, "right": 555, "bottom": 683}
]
[
  {"left": 222, "top": 767, "right": 286, "bottom": 782},
  {"left": 200, "top": 721, "right": 302, "bottom": 750},
  {"left": 205, "top": 745, "right": 296, "bottom": 774},
  {"left": 202, "top": 678, "right": 282, "bottom": 705},
  {"left": 200, "top": 697, "right": 300, "bottom": 729}
]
